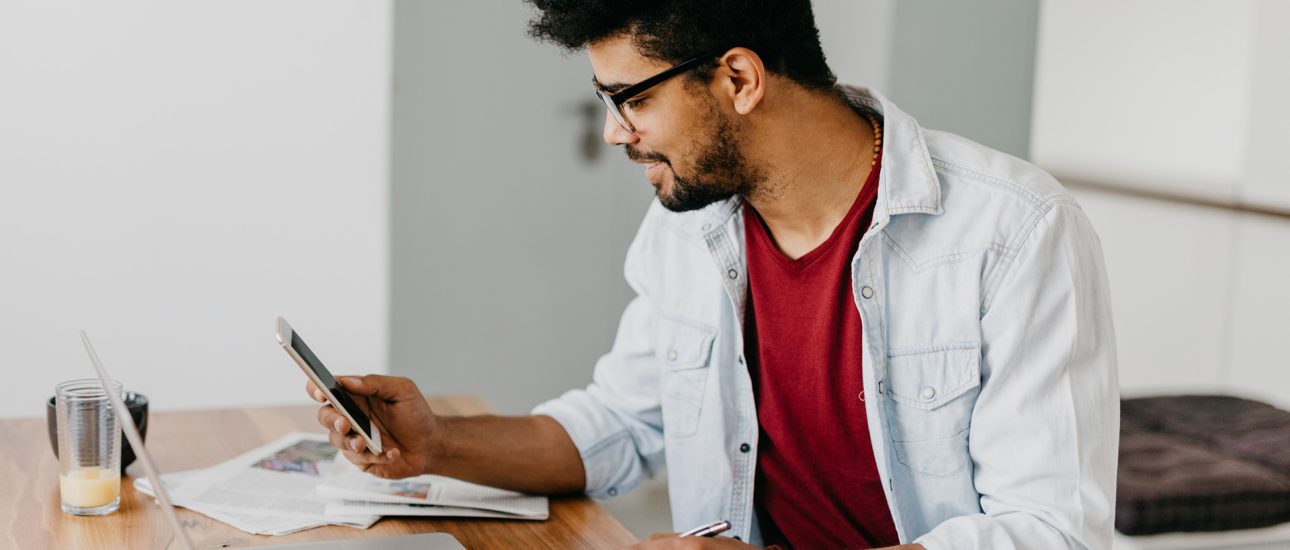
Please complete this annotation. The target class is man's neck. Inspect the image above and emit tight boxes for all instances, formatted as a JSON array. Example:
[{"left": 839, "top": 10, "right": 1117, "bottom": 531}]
[{"left": 743, "top": 89, "right": 877, "bottom": 260}]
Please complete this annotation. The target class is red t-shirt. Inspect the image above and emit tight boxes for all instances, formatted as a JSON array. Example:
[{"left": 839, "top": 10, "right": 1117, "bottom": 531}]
[{"left": 743, "top": 155, "right": 899, "bottom": 549}]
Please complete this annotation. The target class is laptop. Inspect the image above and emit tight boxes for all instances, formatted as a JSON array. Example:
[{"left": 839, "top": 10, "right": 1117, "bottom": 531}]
[{"left": 80, "top": 331, "right": 466, "bottom": 550}]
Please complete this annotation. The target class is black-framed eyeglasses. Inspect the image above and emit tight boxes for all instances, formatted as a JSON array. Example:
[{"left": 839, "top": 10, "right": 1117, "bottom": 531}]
[{"left": 595, "top": 49, "right": 725, "bottom": 133}]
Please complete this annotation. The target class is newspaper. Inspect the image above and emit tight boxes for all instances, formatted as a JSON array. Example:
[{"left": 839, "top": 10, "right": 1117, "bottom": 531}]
[
  {"left": 135, "top": 431, "right": 546, "bottom": 536},
  {"left": 135, "top": 470, "right": 364, "bottom": 536},
  {"left": 147, "top": 432, "right": 379, "bottom": 535},
  {"left": 316, "top": 456, "right": 548, "bottom": 520}
]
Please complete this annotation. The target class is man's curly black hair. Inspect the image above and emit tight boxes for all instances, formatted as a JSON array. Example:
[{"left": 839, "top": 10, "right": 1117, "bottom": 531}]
[{"left": 525, "top": 0, "right": 837, "bottom": 92}]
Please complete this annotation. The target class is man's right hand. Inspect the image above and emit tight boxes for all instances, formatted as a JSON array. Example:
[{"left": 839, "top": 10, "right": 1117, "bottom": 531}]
[
  {"left": 310, "top": 374, "right": 586, "bottom": 494},
  {"left": 308, "top": 375, "right": 439, "bottom": 479}
]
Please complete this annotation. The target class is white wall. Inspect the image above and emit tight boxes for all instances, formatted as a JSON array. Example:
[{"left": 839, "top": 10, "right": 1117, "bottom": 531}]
[
  {"left": 0, "top": 0, "right": 392, "bottom": 418},
  {"left": 1031, "top": 1, "right": 1257, "bottom": 198},
  {"left": 1033, "top": 0, "right": 1290, "bottom": 409},
  {"left": 1070, "top": 189, "right": 1290, "bottom": 412},
  {"left": 1070, "top": 188, "right": 1239, "bottom": 394},
  {"left": 1224, "top": 213, "right": 1290, "bottom": 409},
  {"left": 1241, "top": 1, "right": 1290, "bottom": 211}
]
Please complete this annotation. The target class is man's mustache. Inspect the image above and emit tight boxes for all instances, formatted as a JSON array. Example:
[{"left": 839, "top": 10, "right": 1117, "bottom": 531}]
[{"left": 625, "top": 146, "right": 668, "bottom": 165}]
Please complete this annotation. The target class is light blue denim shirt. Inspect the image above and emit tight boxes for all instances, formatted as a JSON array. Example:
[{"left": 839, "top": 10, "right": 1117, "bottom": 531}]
[{"left": 534, "top": 86, "right": 1119, "bottom": 549}]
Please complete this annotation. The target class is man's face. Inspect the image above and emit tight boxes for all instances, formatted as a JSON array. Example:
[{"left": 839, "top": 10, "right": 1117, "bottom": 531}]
[{"left": 587, "top": 36, "right": 762, "bottom": 212}]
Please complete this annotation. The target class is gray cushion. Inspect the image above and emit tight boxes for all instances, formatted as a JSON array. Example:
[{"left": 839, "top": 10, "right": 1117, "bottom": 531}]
[{"left": 1117, "top": 396, "right": 1290, "bottom": 535}]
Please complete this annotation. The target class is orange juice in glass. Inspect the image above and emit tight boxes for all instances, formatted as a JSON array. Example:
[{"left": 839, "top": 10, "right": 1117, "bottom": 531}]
[{"left": 55, "top": 379, "right": 122, "bottom": 515}]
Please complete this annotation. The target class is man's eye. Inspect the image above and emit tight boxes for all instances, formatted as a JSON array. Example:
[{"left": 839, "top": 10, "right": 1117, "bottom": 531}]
[{"left": 623, "top": 98, "right": 647, "bottom": 111}]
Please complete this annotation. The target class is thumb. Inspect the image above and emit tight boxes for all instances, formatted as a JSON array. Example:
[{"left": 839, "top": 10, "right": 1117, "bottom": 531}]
[{"left": 338, "top": 375, "right": 417, "bottom": 401}]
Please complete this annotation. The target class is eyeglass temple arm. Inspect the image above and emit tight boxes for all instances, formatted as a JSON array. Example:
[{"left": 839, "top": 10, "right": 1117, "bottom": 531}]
[{"left": 609, "top": 51, "right": 725, "bottom": 105}]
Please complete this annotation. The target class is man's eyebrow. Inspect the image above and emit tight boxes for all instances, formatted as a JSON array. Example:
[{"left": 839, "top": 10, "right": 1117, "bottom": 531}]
[{"left": 592, "top": 76, "right": 630, "bottom": 95}]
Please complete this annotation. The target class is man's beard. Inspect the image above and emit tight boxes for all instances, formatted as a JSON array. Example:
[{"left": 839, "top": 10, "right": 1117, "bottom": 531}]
[{"left": 625, "top": 103, "right": 762, "bottom": 213}]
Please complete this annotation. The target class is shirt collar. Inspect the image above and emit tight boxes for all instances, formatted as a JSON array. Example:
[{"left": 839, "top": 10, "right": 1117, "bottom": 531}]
[
  {"left": 695, "top": 84, "right": 944, "bottom": 235},
  {"left": 839, "top": 85, "right": 943, "bottom": 222}
]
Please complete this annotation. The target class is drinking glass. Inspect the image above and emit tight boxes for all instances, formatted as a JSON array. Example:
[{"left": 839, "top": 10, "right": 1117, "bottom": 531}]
[{"left": 56, "top": 378, "right": 123, "bottom": 516}]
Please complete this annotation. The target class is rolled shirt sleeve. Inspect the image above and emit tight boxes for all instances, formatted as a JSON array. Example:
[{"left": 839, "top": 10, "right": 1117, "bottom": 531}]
[
  {"left": 532, "top": 295, "right": 666, "bottom": 498},
  {"left": 532, "top": 203, "right": 668, "bottom": 498}
]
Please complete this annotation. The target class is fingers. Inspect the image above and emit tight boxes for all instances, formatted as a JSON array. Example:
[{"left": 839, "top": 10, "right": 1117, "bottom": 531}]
[
  {"left": 316, "top": 405, "right": 351, "bottom": 435},
  {"left": 329, "top": 430, "right": 370, "bottom": 454},
  {"left": 328, "top": 431, "right": 400, "bottom": 463},
  {"left": 337, "top": 375, "right": 419, "bottom": 401},
  {"left": 304, "top": 381, "right": 325, "bottom": 403},
  {"left": 335, "top": 376, "right": 374, "bottom": 396},
  {"left": 347, "top": 447, "right": 400, "bottom": 465}
]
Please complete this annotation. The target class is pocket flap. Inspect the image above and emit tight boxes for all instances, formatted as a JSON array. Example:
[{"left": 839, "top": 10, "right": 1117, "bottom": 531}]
[
  {"left": 885, "top": 343, "right": 981, "bottom": 410},
  {"left": 655, "top": 314, "right": 716, "bottom": 370}
]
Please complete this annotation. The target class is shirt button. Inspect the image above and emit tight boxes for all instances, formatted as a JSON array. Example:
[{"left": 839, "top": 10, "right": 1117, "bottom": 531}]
[
  {"left": 702, "top": 223, "right": 712, "bottom": 231},
  {"left": 858, "top": 391, "right": 865, "bottom": 402},
  {"left": 667, "top": 349, "right": 678, "bottom": 362},
  {"left": 921, "top": 386, "right": 936, "bottom": 400},
  {"left": 607, "top": 487, "right": 618, "bottom": 497},
  {"left": 861, "top": 286, "right": 875, "bottom": 299},
  {"left": 738, "top": 356, "right": 745, "bottom": 365},
  {"left": 728, "top": 269, "right": 739, "bottom": 279},
  {"left": 739, "top": 443, "right": 751, "bottom": 453}
]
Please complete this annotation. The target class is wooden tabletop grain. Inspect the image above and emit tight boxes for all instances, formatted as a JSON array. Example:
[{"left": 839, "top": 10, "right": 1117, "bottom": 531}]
[{"left": 0, "top": 395, "right": 637, "bottom": 549}]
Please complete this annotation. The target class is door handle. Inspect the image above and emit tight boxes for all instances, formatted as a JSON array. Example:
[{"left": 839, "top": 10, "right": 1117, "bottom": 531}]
[{"left": 567, "top": 98, "right": 603, "bottom": 164}]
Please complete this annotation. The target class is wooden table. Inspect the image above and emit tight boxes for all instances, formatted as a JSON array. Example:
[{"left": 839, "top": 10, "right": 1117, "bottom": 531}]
[{"left": 0, "top": 396, "right": 637, "bottom": 549}]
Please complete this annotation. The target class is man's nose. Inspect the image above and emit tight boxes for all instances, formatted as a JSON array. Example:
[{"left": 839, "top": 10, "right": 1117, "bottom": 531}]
[{"left": 603, "top": 110, "right": 638, "bottom": 146}]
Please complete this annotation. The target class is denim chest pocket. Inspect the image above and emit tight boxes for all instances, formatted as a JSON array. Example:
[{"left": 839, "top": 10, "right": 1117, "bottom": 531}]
[
  {"left": 882, "top": 343, "right": 982, "bottom": 477},
  {"left": 655, "top": 315, "right": 716, "bottom": 438}
]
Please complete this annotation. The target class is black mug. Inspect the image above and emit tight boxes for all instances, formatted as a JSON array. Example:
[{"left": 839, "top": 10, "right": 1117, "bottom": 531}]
[{"left": 47, "top": 391, "right": 149, "bottom": 474}]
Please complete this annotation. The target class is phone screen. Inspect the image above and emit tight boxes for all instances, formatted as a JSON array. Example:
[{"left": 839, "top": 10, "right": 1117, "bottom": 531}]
[{"left": 290, "top": 332, "right": 372, "bottom": 437}]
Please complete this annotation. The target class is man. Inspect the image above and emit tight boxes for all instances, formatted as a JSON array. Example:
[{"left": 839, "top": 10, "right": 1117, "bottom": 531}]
[{"left": 310, "top": 1, "right": 1119, "bottom": 548}]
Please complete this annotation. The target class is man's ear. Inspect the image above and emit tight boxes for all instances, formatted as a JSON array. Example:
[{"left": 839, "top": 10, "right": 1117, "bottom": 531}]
[{"left": 713, "top": 47, "right": 766, "bottom": 115}]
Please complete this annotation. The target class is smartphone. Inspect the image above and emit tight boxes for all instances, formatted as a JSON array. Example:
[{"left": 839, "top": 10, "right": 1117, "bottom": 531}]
[{"left": 274, "top": 316, "right": 382, "bottom": 454}]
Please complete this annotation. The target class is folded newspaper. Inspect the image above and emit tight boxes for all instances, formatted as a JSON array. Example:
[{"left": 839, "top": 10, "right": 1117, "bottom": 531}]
[
  {"left": 135, "top": 432, "right": 378, "bottom": 535},
  {"left": 136, "top": 469, "right": 374, "bottom": 536},
  {"left": 134, "top": 431, "right": 546, "bottom": 537},
  {"left": 317, "top": 455, "right": 548, "bottom": 520}
]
